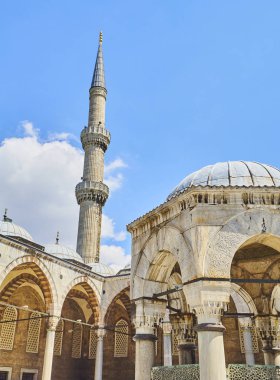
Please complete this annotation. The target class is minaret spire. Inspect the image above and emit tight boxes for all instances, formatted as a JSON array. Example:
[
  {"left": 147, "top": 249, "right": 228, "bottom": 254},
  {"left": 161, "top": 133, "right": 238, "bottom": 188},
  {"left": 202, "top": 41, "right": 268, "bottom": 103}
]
[{"left": 75, "top": 33, "right": 110, "bottom": 263}]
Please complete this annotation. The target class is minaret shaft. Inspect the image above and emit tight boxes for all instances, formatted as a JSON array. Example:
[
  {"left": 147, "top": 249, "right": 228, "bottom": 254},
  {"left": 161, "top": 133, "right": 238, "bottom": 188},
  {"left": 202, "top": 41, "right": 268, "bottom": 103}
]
[{"left": 76, "top": 34, "right": 110, "bottom": 264}]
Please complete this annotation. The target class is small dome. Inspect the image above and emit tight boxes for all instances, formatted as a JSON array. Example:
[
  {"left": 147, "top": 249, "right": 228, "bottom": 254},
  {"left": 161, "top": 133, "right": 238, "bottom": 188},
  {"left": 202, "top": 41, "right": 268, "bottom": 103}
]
[
  {"left": 0, "top": 220, "right": 33, "bottom": 242},
  {"left": 117, "top": 263, "right": 131, "bottom": 275},
  {"left": 89, "top": 262, "right": 116, "bottom": 276},
  {"left": 44, "top": 243, "right": 83, "bottom": 263},
  {"left": 168, "top": 161, "right": 280, "bottom": 200}
]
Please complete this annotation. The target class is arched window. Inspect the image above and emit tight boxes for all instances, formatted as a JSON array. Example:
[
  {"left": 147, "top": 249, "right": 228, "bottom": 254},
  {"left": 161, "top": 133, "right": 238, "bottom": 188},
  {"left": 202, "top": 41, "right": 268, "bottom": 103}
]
[
  {"left": 88, "top": 329, "right": 98, "bottom": 359},
  {"left": 114, "top": 319, "right": 128, "bottom": 358},
  {"left": 26, "top": 312, "right": 41, "bottom": 353},
  {"left": 71, "top": 323, "right": 82, "bottom": 358},
  {"left": 0, "top": 306, "right": 17, "bottom": 350},
  {"left": 54, "top": 319, "right": 64, "bottom": 356}
]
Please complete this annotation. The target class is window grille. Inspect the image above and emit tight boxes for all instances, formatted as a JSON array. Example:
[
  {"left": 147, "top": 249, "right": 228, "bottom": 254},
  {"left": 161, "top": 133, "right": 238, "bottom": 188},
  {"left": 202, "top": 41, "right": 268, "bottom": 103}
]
[
  {"left": 0, "top": 306, "right": 17, "bottom": 350},
  {"left": 88, "top": 329, "right": 98, "bottom": 359},
  {"left": 26, "top": 312, "right": 41, "bottom": 353},
  {"left": 114, "top": 319, "right": 128, "bottom": 358},
  {"left": 54, "top": 319, "right": 64, "bottom": 356},
  {"left": 172, "top": 332, "right": 179, "bottom": 355},
  {"left": 71, "top": 323, "right": 82, "bottom": 358}
]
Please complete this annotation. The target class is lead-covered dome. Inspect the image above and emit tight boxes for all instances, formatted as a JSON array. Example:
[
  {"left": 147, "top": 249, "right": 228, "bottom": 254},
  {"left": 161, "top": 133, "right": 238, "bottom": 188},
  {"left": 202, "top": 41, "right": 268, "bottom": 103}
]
[
  {"left": 167, "top": 161, "right": 280, "bottom": 200},
  {"left": 0, "top": 220, "right": 33, "bottom": 242},
  {"left": 44, "top": 243, "right": 83, "bottom": 263},
  {"left": 89, "top": 262, "right": 116, "bottom": 276}
]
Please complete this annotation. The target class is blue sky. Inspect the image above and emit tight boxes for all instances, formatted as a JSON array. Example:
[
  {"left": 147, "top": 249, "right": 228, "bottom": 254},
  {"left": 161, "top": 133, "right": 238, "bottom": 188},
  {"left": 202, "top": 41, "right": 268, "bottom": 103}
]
[{"left": 1, "top": 1, "right": 280, "bottom": 265}]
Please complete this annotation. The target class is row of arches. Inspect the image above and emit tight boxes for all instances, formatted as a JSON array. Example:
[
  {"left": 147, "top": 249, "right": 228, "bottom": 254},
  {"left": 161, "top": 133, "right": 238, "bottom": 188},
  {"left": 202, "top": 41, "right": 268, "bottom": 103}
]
[{"left": 0, "top": 253, "right": 134, "bottom": 380}]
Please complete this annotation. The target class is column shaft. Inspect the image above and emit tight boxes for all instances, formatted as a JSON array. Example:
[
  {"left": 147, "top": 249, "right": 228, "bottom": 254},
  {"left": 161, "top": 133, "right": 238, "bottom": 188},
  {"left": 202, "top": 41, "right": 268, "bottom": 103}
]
[
  {"left": 243, "top": 328, "right": 255, "bottom": 365},
  {"left": 42, "top": 329, "right": 56, "bottom": 380},
  {"left": 196, "top": 324, "right": 227, "bottom": 380},
  {"left": 163, "top": 333, "right": 172, "bottom": 366},
  {"left": 134, "top": 333, "right": 156, "bottom": 380},
  {"left": 95, "top": 334, "right": 104, "bottom": 380}
]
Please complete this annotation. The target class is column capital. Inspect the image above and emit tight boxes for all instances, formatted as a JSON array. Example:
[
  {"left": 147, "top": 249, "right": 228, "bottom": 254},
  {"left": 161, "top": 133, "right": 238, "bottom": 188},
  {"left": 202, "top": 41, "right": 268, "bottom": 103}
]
[
  {"left": 96, "top": 325, "right": 106, "bottom": 339},
  {"left": 133, "top": 298, "right": 167, "bottom": 331},
  {"left": 172, "top": 317, "right": 197, "bottom": 344},
  {"left": 47, "top": 316, "right": 60, "bottom": 331},
  {"left": 183, "top": 281, "right": 230, "bottom": 324}
]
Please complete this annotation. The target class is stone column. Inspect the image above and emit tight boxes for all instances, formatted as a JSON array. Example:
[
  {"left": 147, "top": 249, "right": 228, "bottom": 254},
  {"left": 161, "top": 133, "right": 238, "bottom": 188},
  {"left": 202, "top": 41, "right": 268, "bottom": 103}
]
[
  {"left": 162, "top": 311, "right": 172, "bottom": 366},
  {"left": 239, "top": 319, "right": 255, "bottom": 365},
  {"left": 133, "top": 300, "right": 166, "bottom": 380},
  {"left": 184, "top": 281, "right": 230, "bottom": 380},
  {"left": 172, "top": 316, "right": 197, "bottom": 365},
  {"left": 94, "top": 327, "right": 106, "bottom": 380},
  {"left": 42, "top": 317, "right": 59, "bottom": 380},
  {"left": 178, "top": 341, "right": 196, "bottom": 364},
  {"left": 256, "top": 316, "right": 277, "bottom": 365}
]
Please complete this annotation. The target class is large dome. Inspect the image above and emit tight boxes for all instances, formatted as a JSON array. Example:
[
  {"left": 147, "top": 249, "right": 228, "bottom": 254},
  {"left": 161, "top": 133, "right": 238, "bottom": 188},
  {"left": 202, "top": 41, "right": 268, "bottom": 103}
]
[
  {"left": 0, "top": 220, "right": 33, "bottom": 242},
  {"left": 167, "top": 161, "right": 280, "bottom": 200},
  {"left": 44, "top": 243, "right": 83, "bottom": 263}
]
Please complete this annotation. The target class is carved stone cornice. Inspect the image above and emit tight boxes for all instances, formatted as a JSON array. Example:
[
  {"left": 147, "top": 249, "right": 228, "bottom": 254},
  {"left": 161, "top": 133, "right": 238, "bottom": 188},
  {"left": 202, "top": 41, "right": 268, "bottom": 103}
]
[
  {"left": 89, "top": 86, "right": 107, "bottom": 98},
  {"left": 75, "top": 181, "right": 109, "bottom": 206},
  {"left": 81, "top": 126, "right": 111, "bottom": 151}
]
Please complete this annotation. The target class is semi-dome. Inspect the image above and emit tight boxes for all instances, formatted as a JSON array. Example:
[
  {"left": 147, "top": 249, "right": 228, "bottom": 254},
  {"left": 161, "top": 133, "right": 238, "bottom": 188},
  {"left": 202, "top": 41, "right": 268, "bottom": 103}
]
[
  {"left": 44, "top": 243, "right": 83, "bottom": 263},
  {"left": 167, "top": 161, "right": 280, "bottom": 200},
  {"left": 89, "top": 262, "right": 116, "bottom": 276},
  {"left": 0, "top": 220, "right": 33, "bottom": 242}
]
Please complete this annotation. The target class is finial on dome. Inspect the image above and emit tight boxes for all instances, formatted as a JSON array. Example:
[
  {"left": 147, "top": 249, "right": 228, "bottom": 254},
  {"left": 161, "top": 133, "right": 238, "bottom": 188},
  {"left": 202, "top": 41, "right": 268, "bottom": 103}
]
[
  {"left": 99, "top": 31, "right": 103, "bottom": 45},
  {"left": 56, "top": 231, "right": 60, "bottom": 245},
  {"left": 3, "top": 209, "right": 12, "bottom": 223}
]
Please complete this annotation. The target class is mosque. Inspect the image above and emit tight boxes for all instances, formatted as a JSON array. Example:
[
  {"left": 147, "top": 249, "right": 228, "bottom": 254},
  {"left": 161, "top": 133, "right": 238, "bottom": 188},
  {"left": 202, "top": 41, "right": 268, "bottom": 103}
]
[{"left": 1, "top": 33, "right": 280, "bottom": 380}]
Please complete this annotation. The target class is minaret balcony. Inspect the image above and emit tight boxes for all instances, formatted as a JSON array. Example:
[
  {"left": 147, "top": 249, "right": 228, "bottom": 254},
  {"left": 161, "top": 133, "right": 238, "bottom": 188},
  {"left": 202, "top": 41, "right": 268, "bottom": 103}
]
[
  {"left": 81, "top": 126, "right": 111, "bottom": 151},
  {"left": 75, "top": 180, "right": 109, "bottom": 206}
]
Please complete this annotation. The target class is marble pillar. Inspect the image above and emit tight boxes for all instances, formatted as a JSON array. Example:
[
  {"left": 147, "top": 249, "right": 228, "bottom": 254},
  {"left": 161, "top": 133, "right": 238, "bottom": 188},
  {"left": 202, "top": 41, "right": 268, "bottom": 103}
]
[
  {"left": 162, "top": 312, "right": 172, "bottom": 366},
  {"left": 273, "top": 347, "right": 280, "bottom": 366},
  {"left": 94, "top": 327, "right": 106, "bottom": 380},
  {"left": 42, "top": 317, "right": 59, "bottom": 380},
  {"left": 239, "top": 320, "right": 255, "bottom": 365},
  {"left": 133, "top": 300, "right": 166, "bottom": 380},
  {"left": 184, "top": 281, "right": 230, "bottom": 380},
  {"left": 134, "top": 326, "right": 157, "bottom": 380},
  {"left": 178, "top": 341, "right": 196, "bottom": 364}
]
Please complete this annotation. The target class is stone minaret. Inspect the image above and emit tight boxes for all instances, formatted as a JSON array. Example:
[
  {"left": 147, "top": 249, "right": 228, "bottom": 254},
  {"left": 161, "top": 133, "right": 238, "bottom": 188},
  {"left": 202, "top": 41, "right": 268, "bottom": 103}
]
[{"left": 76, "top": 32, "right": 110, "bottom": 263}]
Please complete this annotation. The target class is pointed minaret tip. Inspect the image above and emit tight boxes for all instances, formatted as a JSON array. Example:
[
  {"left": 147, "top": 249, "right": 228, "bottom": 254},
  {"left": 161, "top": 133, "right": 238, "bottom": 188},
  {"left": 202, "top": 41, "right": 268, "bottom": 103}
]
[{"left": 91, "top": 32, "right": 106, "bottom": 89}]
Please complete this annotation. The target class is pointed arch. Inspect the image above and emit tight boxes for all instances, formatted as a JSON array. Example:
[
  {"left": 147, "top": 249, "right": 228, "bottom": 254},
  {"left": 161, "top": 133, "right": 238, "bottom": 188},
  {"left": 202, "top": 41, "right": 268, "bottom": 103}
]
[{"left": 0, "top": 255, "right": 58, "bottom": 314}]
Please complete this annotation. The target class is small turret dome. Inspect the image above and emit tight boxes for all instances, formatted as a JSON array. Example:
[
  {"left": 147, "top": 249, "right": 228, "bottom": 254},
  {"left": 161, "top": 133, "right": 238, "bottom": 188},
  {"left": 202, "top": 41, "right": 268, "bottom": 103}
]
[
  {"left": 44, "top": 243, "right": 83, "bottom": 263},
  {"left": 89, "top": 262, "right": 116, "bottom": 276},
  {"left": 117, "top": 263, "right": 131, "bottom": 275},
  {"left": 167, "top": 161, "right": 280, "bottom": 200},
  {"left": 0, "top": 211, "right": 33, "bottom": 242}
]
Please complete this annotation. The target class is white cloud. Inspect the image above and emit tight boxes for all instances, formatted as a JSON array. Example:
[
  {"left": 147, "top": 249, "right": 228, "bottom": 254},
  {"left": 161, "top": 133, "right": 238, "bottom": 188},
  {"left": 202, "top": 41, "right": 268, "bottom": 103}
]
[
  {"left": 102, "top": 215, "right": 127, "bottom": 241},
  {"left": 100, "top": 245, "right": 130, "bottom": 272},
  {"left": 104, "top": 158, "right": 127, "bottom": 175},
  {"left": 21, "top": 120, "right": 38, "bottom": 138},
  {"left": 48, "top": 132, "right": 80, "bottom": 143},
  {"left": 0, "top": 121, "right": 128, "bottom": 269}
]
